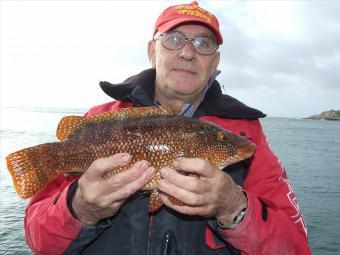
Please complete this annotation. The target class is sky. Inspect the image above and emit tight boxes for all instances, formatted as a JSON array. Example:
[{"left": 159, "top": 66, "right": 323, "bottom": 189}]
[{"left": 1, "top": 0, "right": 339, "bottom": 118}]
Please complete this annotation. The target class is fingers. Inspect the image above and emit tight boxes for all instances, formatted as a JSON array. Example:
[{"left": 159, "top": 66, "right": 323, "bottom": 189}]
[
  {"left": 158, "top": 178, "right": 206, "bottom": 206},
  {"left": 173, "top": 157, "right": 216, "bottom": 177},
  {"left": 86, "top": 153, "right": 132, "bottom": 179},
  {"left": 159, "top": 157, "right": 220, "bottom": 193},
  {"left": 157, "top": 157, "right": 229, "bottom": 217},
  {"left": 157, "top": 157, "right": 220, "bottom": 206},
  {"left": 107, "top": 160, "right": 150, "bottom": 188},
  {"left": 160, "top": 167, "right": 208, "bottom": 193},
  {"left": 108, "top": 167, "right": 156, "bottom": 202},
  {"left": 159, "top": 193, "right": 209, "bottom": 216}
]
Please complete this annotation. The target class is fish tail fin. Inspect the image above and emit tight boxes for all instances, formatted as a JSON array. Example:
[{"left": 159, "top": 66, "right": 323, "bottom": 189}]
[
  {"left": 148, "top": 189, "right": 164, "bottom": 212},
  {"left": 5, "top": 143, "right": 60, "bottom": 199}
]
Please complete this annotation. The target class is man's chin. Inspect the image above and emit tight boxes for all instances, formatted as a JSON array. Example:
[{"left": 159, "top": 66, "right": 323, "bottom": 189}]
[
  {"left": 169, "top": 75, "right": 198, "bottom": 86},
  {"left": 167, "top": 83, "right": 200, "bottom": 96}
]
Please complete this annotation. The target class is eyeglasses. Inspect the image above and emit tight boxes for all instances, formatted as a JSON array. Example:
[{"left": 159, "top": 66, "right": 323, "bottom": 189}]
[{"left": 156, "top": 31, "right": 218, "bottom": 56}]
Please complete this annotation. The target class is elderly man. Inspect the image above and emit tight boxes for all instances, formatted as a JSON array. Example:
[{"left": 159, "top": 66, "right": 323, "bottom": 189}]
[{"left": 24, "top": 2, "right": 311, "bottom": 254}]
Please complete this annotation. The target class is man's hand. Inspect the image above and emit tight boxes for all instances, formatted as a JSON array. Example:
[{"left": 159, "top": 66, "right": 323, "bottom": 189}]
[
  {"left": 157, "top": 157, "right": 247, "bottom": 225},
  {"left": 72, "top": 153, "right": 155, "bottom": 224}
]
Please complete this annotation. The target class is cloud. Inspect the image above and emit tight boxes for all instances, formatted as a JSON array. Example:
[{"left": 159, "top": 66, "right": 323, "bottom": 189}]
[
  {"left": 206, "top": 1, "right": 340, "bottom": 93},
  {"left": 1, "top": 0, "right": 339, "bottom": 117}
]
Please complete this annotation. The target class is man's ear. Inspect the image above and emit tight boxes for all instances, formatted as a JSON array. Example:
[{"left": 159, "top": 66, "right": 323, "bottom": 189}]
[
  {"left": 147, "top": 40, "right": 156, "bottom": 68},
  {"left": 211, "top": 51, "right": 220, "bottom": 76}
]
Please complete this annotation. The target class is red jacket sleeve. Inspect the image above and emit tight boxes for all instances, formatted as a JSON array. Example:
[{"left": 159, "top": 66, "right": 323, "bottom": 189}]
[
  {"left": 217, "top": 120, "right": 311, "bottom": 254},
  {"left": 24, "top": 176, "right": 84, "bottom": 255}
]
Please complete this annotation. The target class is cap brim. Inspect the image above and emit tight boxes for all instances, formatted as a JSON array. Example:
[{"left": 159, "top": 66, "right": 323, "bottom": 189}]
[{"left": 156, "top": 17, "right": 223, "bottom": 44}]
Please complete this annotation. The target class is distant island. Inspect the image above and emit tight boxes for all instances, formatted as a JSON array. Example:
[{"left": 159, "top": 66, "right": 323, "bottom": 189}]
[{"left": 305, "top": 110, "right": 340, "bottom": 121}]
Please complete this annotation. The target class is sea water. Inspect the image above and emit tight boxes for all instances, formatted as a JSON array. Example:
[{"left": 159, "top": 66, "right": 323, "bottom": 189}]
[{"left": 0, "top": 107, "right": 339, "bottom": 254}]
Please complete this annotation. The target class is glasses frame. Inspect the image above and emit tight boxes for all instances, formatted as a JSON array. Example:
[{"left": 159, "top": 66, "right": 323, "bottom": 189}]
[{"left": 156, "top": 31, "right": 219, "bottom": 56}]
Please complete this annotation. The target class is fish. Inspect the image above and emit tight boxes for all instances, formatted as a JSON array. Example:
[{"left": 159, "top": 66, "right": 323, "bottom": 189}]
[{"left": 5, "top": 106, "right": 256, "bottom": 212}]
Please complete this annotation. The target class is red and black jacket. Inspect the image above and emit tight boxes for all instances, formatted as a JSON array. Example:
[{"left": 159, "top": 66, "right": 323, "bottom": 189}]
[{"left": 24, "top": 69, "right": 311, "bottom": 255}]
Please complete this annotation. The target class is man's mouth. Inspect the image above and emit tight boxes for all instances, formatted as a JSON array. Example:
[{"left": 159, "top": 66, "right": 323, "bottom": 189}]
[{"left": 173, "top": 68, "right": 197, "bottom": 75}]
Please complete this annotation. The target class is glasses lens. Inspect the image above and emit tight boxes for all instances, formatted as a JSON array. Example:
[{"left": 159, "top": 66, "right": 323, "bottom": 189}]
[
  {"left": 193, "top": 37, "right": 217, "bottom": 55},
  {"left": 162, "top": 32, "right": 185, "bottom": 50},
  {"left": 160, "top": 31, "right": 218, "bottom": 55}
]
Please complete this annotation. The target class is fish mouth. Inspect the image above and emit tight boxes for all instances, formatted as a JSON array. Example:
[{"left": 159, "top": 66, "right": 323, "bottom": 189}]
[
  {"left": 217, "top": 143, "right": 256, "bottom": 169},
  {"left": 240, "top": 143, "right": 256, "bottom": 159},
  {"left": 232, "top": 143, "right": 256, "bottom": 165}
]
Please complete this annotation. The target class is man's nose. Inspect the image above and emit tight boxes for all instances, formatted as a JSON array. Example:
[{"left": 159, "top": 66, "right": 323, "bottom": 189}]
[{"left": 179, "top": 40, "right": 196, "bottom": 61}]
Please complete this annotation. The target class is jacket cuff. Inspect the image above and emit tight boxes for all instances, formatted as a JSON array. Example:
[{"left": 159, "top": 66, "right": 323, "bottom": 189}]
[
  {"left": 67, "top": 179, "right": 80, "bottom": 219},
  {"left": 67, "top": 180, "right": 111, "bottom": 233},
  {"left": 64, "top": 180, "right": 112, "bottom": 254},
  {"left": 208, "top": 190, "right": 253, "bottom": 240},
  {"left": 66, "top": 180, "right": 112, "bottom": 229},
  {"left": 53, "top": 180, "right": 84, "bottom": 232}
]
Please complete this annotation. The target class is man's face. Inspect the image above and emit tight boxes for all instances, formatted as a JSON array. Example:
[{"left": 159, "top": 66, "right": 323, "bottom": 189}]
[{"left": 148, "top": 24, "right": 220, "bottom": 104}]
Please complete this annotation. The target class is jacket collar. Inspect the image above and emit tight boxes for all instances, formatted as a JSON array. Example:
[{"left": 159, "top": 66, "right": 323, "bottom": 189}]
[{"left": 99, "top": 68, "right": 266, "bottom": 120}]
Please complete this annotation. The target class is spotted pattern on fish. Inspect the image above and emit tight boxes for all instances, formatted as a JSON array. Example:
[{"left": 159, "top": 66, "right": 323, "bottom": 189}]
[{"left": 6, "top": 106, "right": 256, "bottom": 212}]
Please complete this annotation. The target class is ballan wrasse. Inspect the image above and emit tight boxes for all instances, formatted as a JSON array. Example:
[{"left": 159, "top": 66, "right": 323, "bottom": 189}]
[{"left": 6, "top": 106, "right": 256, "bottom": 212}]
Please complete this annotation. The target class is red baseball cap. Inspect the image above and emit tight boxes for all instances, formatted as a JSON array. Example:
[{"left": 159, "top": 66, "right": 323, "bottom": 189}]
[{"left": 154, "top": 1, "right": 223, "bottom": 44}]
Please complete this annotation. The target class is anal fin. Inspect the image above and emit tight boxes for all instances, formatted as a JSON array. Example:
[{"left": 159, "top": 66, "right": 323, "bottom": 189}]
[{"left": 148, "top": 189, "right": 164, "bottom": 212}]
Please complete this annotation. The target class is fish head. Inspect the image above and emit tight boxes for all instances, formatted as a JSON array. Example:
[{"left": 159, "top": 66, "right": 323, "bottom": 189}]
[{"left": 191, "top": 124, "right": 256, "bottom": 168}]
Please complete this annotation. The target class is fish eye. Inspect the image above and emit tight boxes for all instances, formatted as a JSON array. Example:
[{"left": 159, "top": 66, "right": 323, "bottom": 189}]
[{"left": 217, "top": 131, "right": 226, "bottom": 141}]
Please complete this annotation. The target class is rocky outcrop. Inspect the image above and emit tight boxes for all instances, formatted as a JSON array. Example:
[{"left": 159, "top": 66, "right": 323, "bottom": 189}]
[{"left": 306, "top": 110, "right": 340, "bottom": 121}]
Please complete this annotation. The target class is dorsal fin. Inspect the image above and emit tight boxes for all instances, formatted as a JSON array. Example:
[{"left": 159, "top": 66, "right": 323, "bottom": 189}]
[
  {"left": 56, "top": 106, "right": 174, "bottom": 141},
  {"left": 57, "top": 115, "right": 84, "bottom": 141}
]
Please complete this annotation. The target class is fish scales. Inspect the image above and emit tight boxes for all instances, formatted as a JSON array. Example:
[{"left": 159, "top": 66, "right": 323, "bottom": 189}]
[
  {"left": 6, "top": 106, "right": 256, "bottom": 212},
  {"left": 66, "top": 117, "right": 181, "bottom": 171}
]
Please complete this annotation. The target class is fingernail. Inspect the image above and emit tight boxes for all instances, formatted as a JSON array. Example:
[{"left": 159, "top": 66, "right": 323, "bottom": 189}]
[
  {"left": 136, "top": 160, "right": 148, "bottom": 168},
  {"left": 142, "top": 167, "right": 155, "bottom": 180},
  {"left": 173, "top": 158, "right": 183, "bottom": 167},
  {"left": 158, "top": 179, "right": 169, "bottom": 190},
  {"left": 160, "top": 167, "right": 169, "bottom": 177},
  {"left": 120, "top": 154, "right": 131, "bottom": 163},
  {"left": 158, "top": 179, "right": 165, "bottom": 188},
  {"left": 147, "top": 167, "right": 155, "bottom": 178},
  {"left": 159, "top": 193, "right": 167, "bottom": 202}
]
